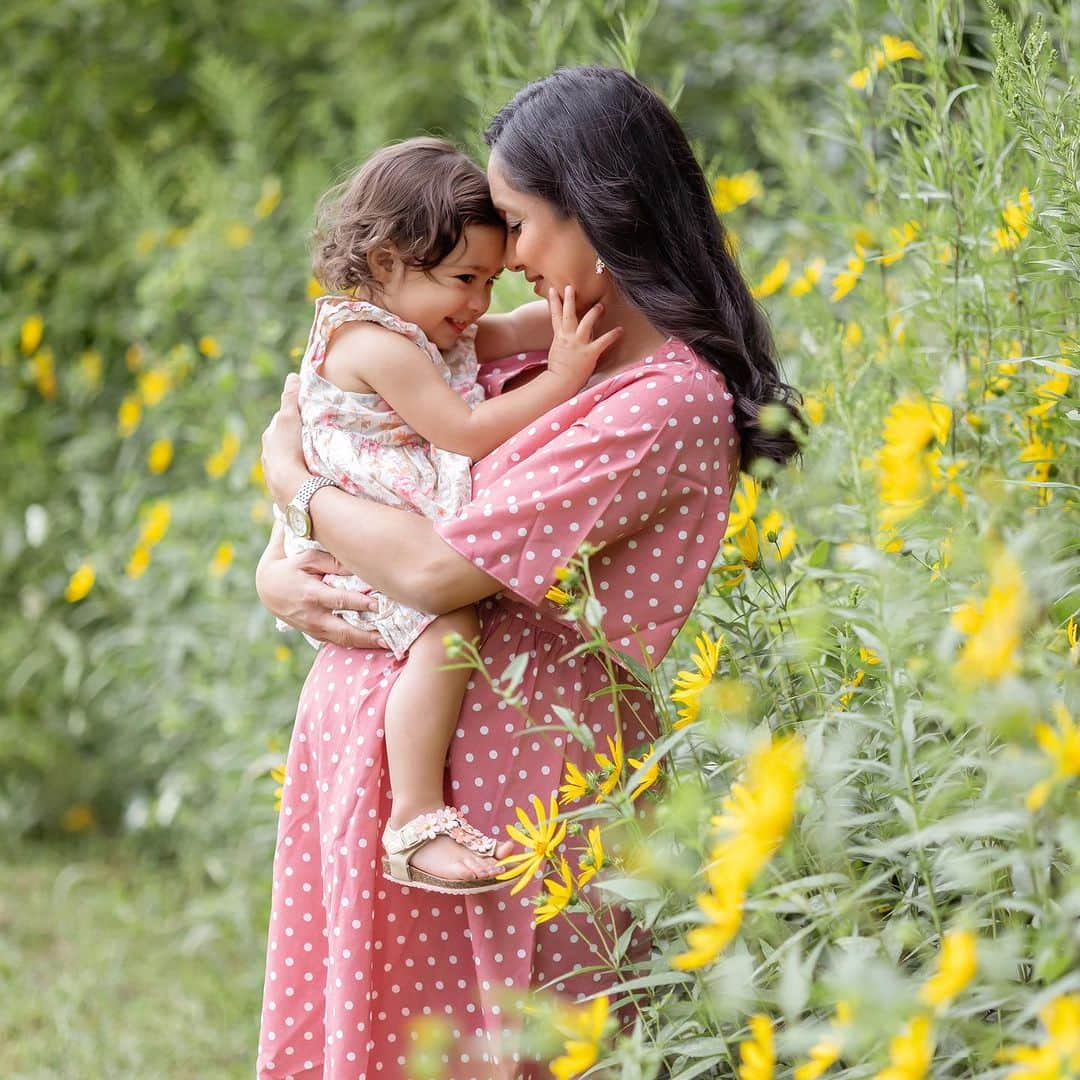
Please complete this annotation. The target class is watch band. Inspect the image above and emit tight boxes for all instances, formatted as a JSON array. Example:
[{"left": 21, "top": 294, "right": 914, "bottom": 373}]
[
  {"left": 293, "top": 475, "right": 338, "bottom": 513},
  {"left": 286, "top": 476, "right": 338, "bottom": 539}
]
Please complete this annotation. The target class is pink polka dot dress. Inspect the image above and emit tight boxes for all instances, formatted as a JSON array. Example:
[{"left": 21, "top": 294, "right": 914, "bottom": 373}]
[{"left": 257, "top": 340, "right": 739, "bottom": 1079}]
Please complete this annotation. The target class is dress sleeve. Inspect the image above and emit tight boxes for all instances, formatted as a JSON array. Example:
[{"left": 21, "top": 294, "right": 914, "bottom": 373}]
[{"left": 434, "top": 363, "right": 738, "bottom": 610}]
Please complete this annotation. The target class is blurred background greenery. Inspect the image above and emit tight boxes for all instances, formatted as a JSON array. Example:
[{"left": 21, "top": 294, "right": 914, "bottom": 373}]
[{"left": 2, "top": 0, "right": 1076, "bottom": 1076}]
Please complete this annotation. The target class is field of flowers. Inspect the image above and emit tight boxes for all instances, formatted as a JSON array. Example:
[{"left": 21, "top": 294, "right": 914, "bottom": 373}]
[{"left": 2, "top": 1, "right": 1076, "bottom": 1077}]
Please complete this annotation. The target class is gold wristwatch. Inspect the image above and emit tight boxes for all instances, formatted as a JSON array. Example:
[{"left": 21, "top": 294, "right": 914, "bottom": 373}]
[{"left": 285, "top": 476, "right": 338, "bottom": 539}]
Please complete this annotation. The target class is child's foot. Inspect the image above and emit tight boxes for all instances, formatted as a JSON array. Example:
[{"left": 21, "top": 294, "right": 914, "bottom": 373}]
[
  {"left": 387, "top": 806, "right": 512, "bottom": 883},
  {"left": 407, "top": 833, "right": 503, "bottom": 881}
]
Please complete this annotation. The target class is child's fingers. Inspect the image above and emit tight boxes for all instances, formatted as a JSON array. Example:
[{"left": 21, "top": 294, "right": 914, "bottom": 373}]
[
  {"left": 575, "top": 302, "right": 605, "bottom": 341},
  {"left": 547, "top": 287, "right": 562, "bottom": 335},
  {"left": 561, "top": 285, "right": 577, "bottom": 331},
  {"left": 586, "top": 326, "right": 624, "bottom": 360}
]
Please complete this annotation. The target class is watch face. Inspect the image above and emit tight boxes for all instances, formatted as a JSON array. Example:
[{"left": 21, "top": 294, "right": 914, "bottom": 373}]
[{"left": 286, "top": 504, "right": 309, "bottom": 538}]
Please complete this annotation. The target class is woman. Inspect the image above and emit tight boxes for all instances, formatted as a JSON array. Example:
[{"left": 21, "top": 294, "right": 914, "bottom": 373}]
[{"left": 256, "top": 66, "right": 799, "bottom": 1079}]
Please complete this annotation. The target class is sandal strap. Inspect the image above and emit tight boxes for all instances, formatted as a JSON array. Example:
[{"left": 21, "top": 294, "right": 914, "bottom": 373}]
[{"left": 383, "top": 805, "right": 495, "bottom": 858}]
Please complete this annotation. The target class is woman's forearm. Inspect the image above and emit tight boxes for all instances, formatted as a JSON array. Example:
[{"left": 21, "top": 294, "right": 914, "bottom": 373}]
[{"left": 307, "top": 486, "right": 501, "bottom": 613}]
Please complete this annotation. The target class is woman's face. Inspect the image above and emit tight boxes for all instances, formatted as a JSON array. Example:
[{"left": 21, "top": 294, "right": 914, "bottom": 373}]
[{"left": 487, "top": 157, "right": 605, "bottom": 309}]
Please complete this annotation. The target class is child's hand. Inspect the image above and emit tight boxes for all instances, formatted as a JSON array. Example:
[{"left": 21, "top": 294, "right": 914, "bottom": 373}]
[{"left": 545, "top": 285, "right": 623, "bottom": 389}]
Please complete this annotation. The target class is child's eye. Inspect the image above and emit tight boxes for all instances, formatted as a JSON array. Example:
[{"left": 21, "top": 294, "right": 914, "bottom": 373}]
[
  {"left": 507, "top": 221, "right": 522, "bottom": 234},
  {"left": 455, "top": 274, "right": 475, "bottom": 284}
]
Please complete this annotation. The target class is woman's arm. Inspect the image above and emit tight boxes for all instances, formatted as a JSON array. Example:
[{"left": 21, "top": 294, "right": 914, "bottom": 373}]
[
  {"left": 261, "top": 375, "right": 504, "bottom": 614},
  {"left": 475, "top": 299, "right": 554, "bottom": 362}
]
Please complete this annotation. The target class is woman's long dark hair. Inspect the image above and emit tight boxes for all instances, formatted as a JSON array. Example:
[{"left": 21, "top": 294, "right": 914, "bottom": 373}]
[{"left": 485, "top": 66, "right": 802, "bottom": 472}]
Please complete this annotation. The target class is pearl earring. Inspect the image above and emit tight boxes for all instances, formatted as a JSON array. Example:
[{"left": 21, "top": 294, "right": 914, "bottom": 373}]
[{"left": 595, "top": 257, "right": 606, "bottom": 274}]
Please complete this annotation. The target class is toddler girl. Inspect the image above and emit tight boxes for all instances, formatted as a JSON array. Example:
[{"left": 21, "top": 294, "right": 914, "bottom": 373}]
[{"left": 277, "top": 138, "right": 620, "bottom": 894}]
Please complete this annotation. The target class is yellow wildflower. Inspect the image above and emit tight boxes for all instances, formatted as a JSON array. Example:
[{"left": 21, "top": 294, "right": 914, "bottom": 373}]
[
  {"left": 558, "top": 760, "right": 590, "bottom": 805},
  {"left": 147, "top": 439, "right": 174, "bottom": 475},
  {"left": 497, "top": 793, "right": 568, "bottom": 895},
  {"left": 726, "top": 475, "right": 759, "bottom": 537},
  {"left": 627, "top": 745, "right": 661, "bottom": 801},
  {"left": 1026, "top": 365, "right": 1070, "bottom": 420},
  {"left": 830, "top": 248, "right": 865, "bottom": 302},
  {"left": 125, "top": 343, "right": 144, "bottom": 371},
  {"left": 1019, "top": 431, "right": 1057, "bottom": 505},
  {"left": 65, "top": 563, "right": 95, "bottom": 602},
  {"left": 880, "top": 220, "right": 920, "bottom": 266},
  {"left": 32, "top": 348, "right": 57, "bottom": 399},
  {"left": 842, "top": 321, "right": 863, "bottom": 349},
  {"left": 535, "top": 854, "right": 574, "bottom": 925},
  {"left": 789, "top": 257, "right": 825, "bottom": 297},
  {"left": 736, "top": 519, "right": 761, "bottom": 566},
  {"left": 874, "top": 1015, "right": 934, "bottom": 1080},
  {"left": 876, "top": 397, "right": 952, "bottom": 531},
  {"left": 671, "top": 631, "right": 724, "bottom": 729},
  {"left": 306, "top": 276, "right": 324, "bottom": 300},
  {"left": 671, "top": 875, "right": 746, "bottom": 970},
  {"left": 550, "top": 995, "right": 608, "bottom": 1080},
  {"left": 993, "top": 188, "right": 1034, "bottom": 252},
  {"left": 198, "top": 335, "right": 222, "bottom": 359},
  {"left": 848, "top": 66, "right": 872, "bottom": 90},
  {"left": 1026, "top": 702, "right": 1079, "bottom": 811},
  {"left": 576, "top": 826, "right": 605, "bottom": 887},
  {"left": 546, "top": 584, "right": 572, "bottom": 607},
  {"left": 712, "top": 171, "right": 763, "bottom": 214},
  {"left": 803, "top": 396, "right": 825, "bottom": 425},
  {"left": 840, "top": 669, "right": 865, "bottom": 709},
  {"left": 715, "top": 545, "right": 747, "bottom": 590},
  {"left": 920, "top": 929, "right": 978, "bottom": 1009},
  {"left": 206, "top": 432, "right": 241, "bottom": 478},
  {"left": 137, "top": 368, "right": 171, "bottom": 407},
  {"left": 255, "top": 176, "right": 282, "bottom": 219},
  {"left": 225, "top": 222, "right": 253, "bottom": 248},
  {"left": 139, "top": 500, "right": 172, "bottom": 547},
  {"left": 997, "top": 994, "right": 1080, "bottom": 1079},
  {"left": 794, "top": 1002, "right": 851, "bottom": 1080},
  {"left": 271, "top": 764, "right": 286, "bottom": 812},
  {"left": 20, "top": 314, "right": 43, "bottom": 354},
  {"left": 859, "top": 647, "right": 881, "bottom": 666},
  {"left": 738, "top": 1015, "right": 775, "bottom": 1080},
  {"left": 1068, "top": 615, "right": 1079, "bottom": 662},
  {"left": 593, "top": 733, "right": 625, "bottom": 800},
  {"left": 951, "top": 548, "right": 1027, "bottom": 684},
  {"left": 880, "top": 35, "right": 923, "bottom": 63},
  {"left": 708, "top": 734, "right": 804, "bottom": 891},
  {"left": 126, "top": 544, "right": 151, "bottom": 579},
  {"left": 751, "top": 257, "right": 790, "bottom": 300},
  {"left": 210, "top": 542, "right": 235, "bottom": 578}
]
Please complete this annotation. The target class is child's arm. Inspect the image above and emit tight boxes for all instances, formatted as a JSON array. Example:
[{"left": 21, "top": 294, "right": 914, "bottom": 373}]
[
  {"left": 474, "top": 299, "right": 553, "bottom": 362},
  {"left": 323, "top": 288, "right": 620, "bottom": 460}
]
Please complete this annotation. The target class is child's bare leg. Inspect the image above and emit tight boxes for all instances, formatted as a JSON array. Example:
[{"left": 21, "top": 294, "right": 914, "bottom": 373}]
[{"left": 384, "top": 607, "right": 503, "bottom": 880}]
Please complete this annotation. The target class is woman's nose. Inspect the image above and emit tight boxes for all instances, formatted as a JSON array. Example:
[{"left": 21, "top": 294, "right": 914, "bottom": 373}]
[{"left": 503, "top": 233, "right": 522, "bottom": 272}]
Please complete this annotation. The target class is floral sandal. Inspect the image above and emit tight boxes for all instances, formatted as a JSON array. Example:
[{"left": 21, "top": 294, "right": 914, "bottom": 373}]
[{"left": 380, "top": 805, "right": 508, "bottom": 895}]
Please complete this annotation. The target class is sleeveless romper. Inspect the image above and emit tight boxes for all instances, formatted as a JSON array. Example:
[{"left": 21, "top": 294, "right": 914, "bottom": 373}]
[{"left": 275, "top": 296, "right": 485, "bottom": 657}]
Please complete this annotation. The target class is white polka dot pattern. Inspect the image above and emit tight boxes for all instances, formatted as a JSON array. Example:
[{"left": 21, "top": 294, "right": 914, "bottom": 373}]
[{"left": 256, "top": 341, "right": 736, "bottom": 1078}]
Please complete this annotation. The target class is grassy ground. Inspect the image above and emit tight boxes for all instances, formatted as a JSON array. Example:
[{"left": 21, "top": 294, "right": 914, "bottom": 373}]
[{"left": 0, "top": 841, "right": 268, "bottom": 1079}]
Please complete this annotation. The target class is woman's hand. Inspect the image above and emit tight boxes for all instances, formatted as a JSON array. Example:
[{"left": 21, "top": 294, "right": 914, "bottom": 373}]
[
  {"left": 262, "top": 373, "right": 312, "bottom": 510},
  {"left": 256, "top": 529, "right": 388, "bottom": 650}
]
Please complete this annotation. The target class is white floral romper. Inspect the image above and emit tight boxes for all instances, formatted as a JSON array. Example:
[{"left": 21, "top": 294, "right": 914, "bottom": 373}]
[{"left": 275, "top": 296, "right": 484, "bottom": 657}]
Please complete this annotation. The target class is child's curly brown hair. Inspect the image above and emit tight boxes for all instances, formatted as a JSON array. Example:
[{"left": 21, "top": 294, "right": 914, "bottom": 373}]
[{"left": 312, "top": 137, "right": 504, "bottom": 295}]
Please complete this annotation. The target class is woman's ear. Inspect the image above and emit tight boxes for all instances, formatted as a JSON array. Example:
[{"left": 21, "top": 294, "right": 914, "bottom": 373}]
[{"left": 366, "top": 245, "right": 399, "bottom": 286}]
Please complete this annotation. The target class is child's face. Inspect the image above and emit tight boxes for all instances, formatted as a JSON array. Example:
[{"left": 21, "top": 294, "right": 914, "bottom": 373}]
[{"left": 381, "top": 224, "right": 505, "bottom": 352}]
